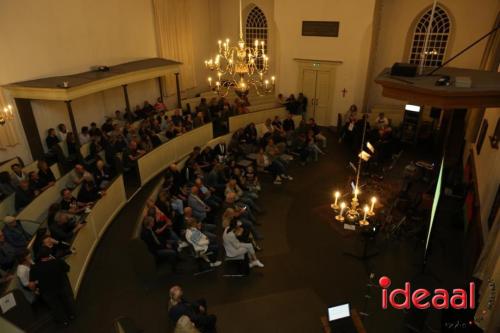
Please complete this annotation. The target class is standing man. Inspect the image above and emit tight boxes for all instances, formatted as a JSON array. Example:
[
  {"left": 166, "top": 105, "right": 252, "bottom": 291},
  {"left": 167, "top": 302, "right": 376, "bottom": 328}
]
[{"left": 29, "top": 247, "right": 76, "bottom": 326}]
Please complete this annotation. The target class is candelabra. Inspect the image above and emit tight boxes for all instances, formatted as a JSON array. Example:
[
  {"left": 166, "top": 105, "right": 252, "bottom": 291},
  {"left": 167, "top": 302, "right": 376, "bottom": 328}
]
[{"left": 331, "top": 114, "right": 378, "bottom": 226}]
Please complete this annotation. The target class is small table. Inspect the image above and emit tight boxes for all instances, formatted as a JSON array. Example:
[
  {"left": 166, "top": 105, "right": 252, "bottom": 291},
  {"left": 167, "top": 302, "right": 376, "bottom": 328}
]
[{"left": 320, "top": 308, "right": 367, "bottom": 333}]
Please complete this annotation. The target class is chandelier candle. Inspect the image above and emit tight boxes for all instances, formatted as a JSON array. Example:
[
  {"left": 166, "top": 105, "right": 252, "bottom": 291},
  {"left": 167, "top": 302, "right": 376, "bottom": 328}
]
[
  {"left": 360, "top": 205, "right": 369, "bottom": 226},
  {"left": 369, "top": 197, "right": 377, "bottom": 216},
  {"left": 331, "top": 191, "right": 340, "bottom": 210},
  {"left": 204, "top": 0, "right": 275, "bottom": 97},
  {"left": 336, "top": 202, "right": 346, "bottom": 222}
]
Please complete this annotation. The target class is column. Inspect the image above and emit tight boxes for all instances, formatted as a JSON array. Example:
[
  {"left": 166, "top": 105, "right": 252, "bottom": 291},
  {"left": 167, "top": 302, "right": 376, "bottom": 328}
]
[
  {"left": 122, "top": 84, "right": 131, "bottom": 111},
  {"left": 157, "top": 77, "right": 164, "bottom": 103},
  {"left": 174, "top": 73, "right": 181, "bottom": 108},
  {"left": 65, "top": 100, "right": 80, "bottom": 147},
  {"left": 14, "top": 98, "right": 45, "bottom": 160}
]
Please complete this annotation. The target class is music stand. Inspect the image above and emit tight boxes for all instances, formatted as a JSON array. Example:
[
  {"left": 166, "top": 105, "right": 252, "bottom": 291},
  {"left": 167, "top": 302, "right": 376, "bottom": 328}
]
[{"left": 343, "top": 224, "right": 379, "bottom": 261}]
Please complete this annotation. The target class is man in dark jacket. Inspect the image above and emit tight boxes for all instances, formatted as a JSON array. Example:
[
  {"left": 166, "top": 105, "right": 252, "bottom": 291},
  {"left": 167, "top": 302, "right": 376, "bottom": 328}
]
[
  {"left": 29, "top": 246, "right": 76, "bottom": 326},
  {"left": 2, "top": 216, "right": 30, "bottom": 253}
]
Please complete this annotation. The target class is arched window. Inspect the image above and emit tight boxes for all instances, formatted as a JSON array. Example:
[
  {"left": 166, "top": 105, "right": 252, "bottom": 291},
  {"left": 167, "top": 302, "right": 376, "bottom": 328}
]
[
  {"left": 408, "top": 5, "right": 451, "bottom": 67},
  {"left": 245, "top": 6, "right": 268, "bottom": 69}
]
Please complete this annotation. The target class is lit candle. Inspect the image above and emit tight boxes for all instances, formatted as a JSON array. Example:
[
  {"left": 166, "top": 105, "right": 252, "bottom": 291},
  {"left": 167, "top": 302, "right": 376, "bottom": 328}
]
[
  {"left": 259, "top": 73, "right": 263, "bottom": 80},
  {"left": 370, "top": 197, "right": 377, "bottom": 213},
  {"left": 218, "top": 40, "right": 222, "bottom": 51},
  {"left": 255, "top": 39, "right": 259, "bottom": 47},
  {"left": 208, "top": 77, "right": 212, "bottom": 86},
  {"left": 265, "top": 80, "right": 269, "bottom": 88},
  {"left": 339, "top": 202, "right": 346, "bottom": 216},
  {"left": 363, "top": 205, "right": 369, "bottom": 221},
  {"left": 334, "top": 191, "right": 340, "bottom": 206},
  {"left": 354, "top": 187, "right": 359, "bottom": 200},
  {"left": 271, "top": 76, "right": 275, "bottom": 84},
  {"left": 217, "top": 72, "right": 222, "bottom": 80}
]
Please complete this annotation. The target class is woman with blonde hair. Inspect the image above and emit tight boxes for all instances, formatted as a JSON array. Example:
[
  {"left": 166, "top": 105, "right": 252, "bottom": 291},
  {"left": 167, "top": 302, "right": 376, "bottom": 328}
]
[
  {"left": 223, "top": 218, "right": 264, "bottom": 268},
  {"left": 174, "top": 315, "right": 200, "bottom": 333}
]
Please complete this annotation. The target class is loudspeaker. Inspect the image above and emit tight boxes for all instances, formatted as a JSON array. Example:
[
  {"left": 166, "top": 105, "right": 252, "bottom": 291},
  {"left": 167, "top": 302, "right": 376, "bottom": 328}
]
[
  {"left": 430, "top": 107, "right": 442, "bottom": 119},
  {"left": 390, "top": 63, "right": 417, "bottom": 77}
]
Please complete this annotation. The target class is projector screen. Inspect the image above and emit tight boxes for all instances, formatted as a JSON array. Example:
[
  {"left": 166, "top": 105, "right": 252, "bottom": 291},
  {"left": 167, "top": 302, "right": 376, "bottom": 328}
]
[
  {"left": 405, "top": 104, "right": 421, "bottom": 112},
  {"left": 424, "top": 158, "right": 444, "bottom": 259}
]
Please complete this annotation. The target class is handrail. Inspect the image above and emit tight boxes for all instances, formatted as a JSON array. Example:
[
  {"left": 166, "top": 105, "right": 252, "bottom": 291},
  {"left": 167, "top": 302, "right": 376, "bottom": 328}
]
[
  {"left": 137, "top": 123, "right": 213, "bottom": 186},
  {"left": 228, "top": 106, "right": 288, "bottom": 133},
  {"left": 65, "top": 175, "right": 127, "bottom": 295}
]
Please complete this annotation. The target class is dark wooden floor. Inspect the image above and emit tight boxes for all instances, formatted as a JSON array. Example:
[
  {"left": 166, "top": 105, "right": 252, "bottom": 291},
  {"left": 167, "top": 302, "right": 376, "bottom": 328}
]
[{"left": 38, "top": 132, "right": 469, "bottom": 333}]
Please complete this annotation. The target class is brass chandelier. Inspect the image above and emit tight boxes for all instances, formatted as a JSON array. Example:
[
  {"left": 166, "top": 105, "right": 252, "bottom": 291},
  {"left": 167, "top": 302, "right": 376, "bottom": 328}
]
[{"left": 204, "top": 0, "right": 275, "bottom": 98}]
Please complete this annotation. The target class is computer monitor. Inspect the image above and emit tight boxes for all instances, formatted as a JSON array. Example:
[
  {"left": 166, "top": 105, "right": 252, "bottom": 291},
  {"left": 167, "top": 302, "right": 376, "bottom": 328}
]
[
  {"left": 327, "top": 303, "right": 356, "bottom": 333},
  {"left": 405, "top": 104, "right": 421, "bottom": 112},
  {"left": 328, "top": 303, "right": 351, "bottom": 321}
]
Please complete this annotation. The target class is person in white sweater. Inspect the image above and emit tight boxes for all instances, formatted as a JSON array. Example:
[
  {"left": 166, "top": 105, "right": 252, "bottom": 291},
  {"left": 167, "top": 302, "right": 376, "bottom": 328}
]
[
  {"left": 222, "top": 219, "right": 264, "bottom": 268},
  {"left": 185, "top": 218, "right": 221, "bottom": 268}
]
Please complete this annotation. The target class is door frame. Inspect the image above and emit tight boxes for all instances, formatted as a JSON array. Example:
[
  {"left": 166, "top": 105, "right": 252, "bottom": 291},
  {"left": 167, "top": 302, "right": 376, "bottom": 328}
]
[{"left": 295, "top": 58, "right": 341, "bottom": 125}]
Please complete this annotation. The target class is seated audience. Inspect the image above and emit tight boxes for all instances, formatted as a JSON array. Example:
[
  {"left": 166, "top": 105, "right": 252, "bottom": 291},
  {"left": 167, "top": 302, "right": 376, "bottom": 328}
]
[
  {"left": 188, "top": 186, "right": 211, "bottom": 223},
  {"left": 141, "top": 216, "right": 178, "bottom": 261},
  {"left": 225, "top": 178, "right": 261, "bottom": 213},
  {"left": 79, "top": 126, "right": 91, "bottom": 144},
  {"left": 223, "top": 218, "right": 264, "bottom": 268},
  {"left": 15, "top": 180, "right": 36, "bottom": 211},
  {"left": 28, "top": 171, "right": 52, "bottom": 193},
  {"left": 256, "top": 148, "right": 291, "bottom": 185},
  {"left": 60, "top": 188, "right": 90, "bottom": 214},
  {"left": 11, "top": 163, "right": 27, "bottom": 187},
  {"left": 67, "top": 164, "right": 90, "bottom": 189},
  {"left": 307, "top": 118, "right": 327, "bottom": 148},
  {"left": 16, "top": 249, "right": 36, "bottom": 304},
  {"left": 49, "top": 212, "right": 85, "bottom": 243},
  {"left": 0, "top": 171, "right": 16, "bottom": 197},
  {"left": 0, "top": 229, "right": 16, "bottom": 270},
  {"left": 168, "top": 285, "right": 217, "bottom": 333},
  {"left": 245, "top": 166, "right": 261, "bottom": 192},
  {"left": 37, "top": 160, "right": 56, "bottom": 185},
  {"left": 2, "top": 216, "right": 30, "bottom": 253},
  {"left": 77, "top": 174, "right": 102, "bottom": 205},
  {"left": 94, "top": 160, "right": 112, "bottom": 189},
  {"left": 223, "top": 193, "right": 261, "bottom": 240},
  {"left": 185, "top": 218, "right": 221, "bottom": 268}
]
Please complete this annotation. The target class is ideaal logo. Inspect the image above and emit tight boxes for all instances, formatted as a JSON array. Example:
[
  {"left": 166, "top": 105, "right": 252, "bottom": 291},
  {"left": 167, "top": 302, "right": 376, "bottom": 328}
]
[{"left": 379, "top": 276, "right": 475, "bottom": 310}]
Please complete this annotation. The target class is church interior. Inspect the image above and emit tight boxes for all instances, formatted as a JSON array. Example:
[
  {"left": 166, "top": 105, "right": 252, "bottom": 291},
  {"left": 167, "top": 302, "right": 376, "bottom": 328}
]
[{"left": 0, "top": 0, "right": 499, "bottom": 332}]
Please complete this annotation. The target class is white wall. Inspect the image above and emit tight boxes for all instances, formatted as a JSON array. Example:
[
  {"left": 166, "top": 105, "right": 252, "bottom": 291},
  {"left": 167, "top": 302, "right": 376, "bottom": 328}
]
[
  {"left": 216, "top": 0, "right": 376, "bottom": 126},
  {"left": 274, "top": 0, "right": 376, "bottom": 125},
  {"left": 367, "top": 0, "right": 500, "bottom": 108},
  {"left": 187, "top": 0, "right": 221, "bottom": 98},
  {"left": 0, "top": 0, "right": 158, "bottom": 162}
]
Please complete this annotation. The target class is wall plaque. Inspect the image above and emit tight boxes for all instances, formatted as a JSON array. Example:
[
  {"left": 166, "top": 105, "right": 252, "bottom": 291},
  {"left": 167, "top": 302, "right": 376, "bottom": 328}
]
[{"left": 302, "top": 21, "right": 339, "bottom": 37}]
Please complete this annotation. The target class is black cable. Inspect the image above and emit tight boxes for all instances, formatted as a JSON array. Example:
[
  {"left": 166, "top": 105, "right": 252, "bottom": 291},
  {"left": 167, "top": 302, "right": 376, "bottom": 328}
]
[{"left": 426, "top": 24, "right": 500, "bottom": 76}]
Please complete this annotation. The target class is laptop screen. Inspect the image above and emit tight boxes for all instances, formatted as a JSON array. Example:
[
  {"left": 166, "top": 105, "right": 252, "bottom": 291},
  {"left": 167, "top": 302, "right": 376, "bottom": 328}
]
[{"left": 328, "top": 304, "right": 350, "bottom": 321}]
